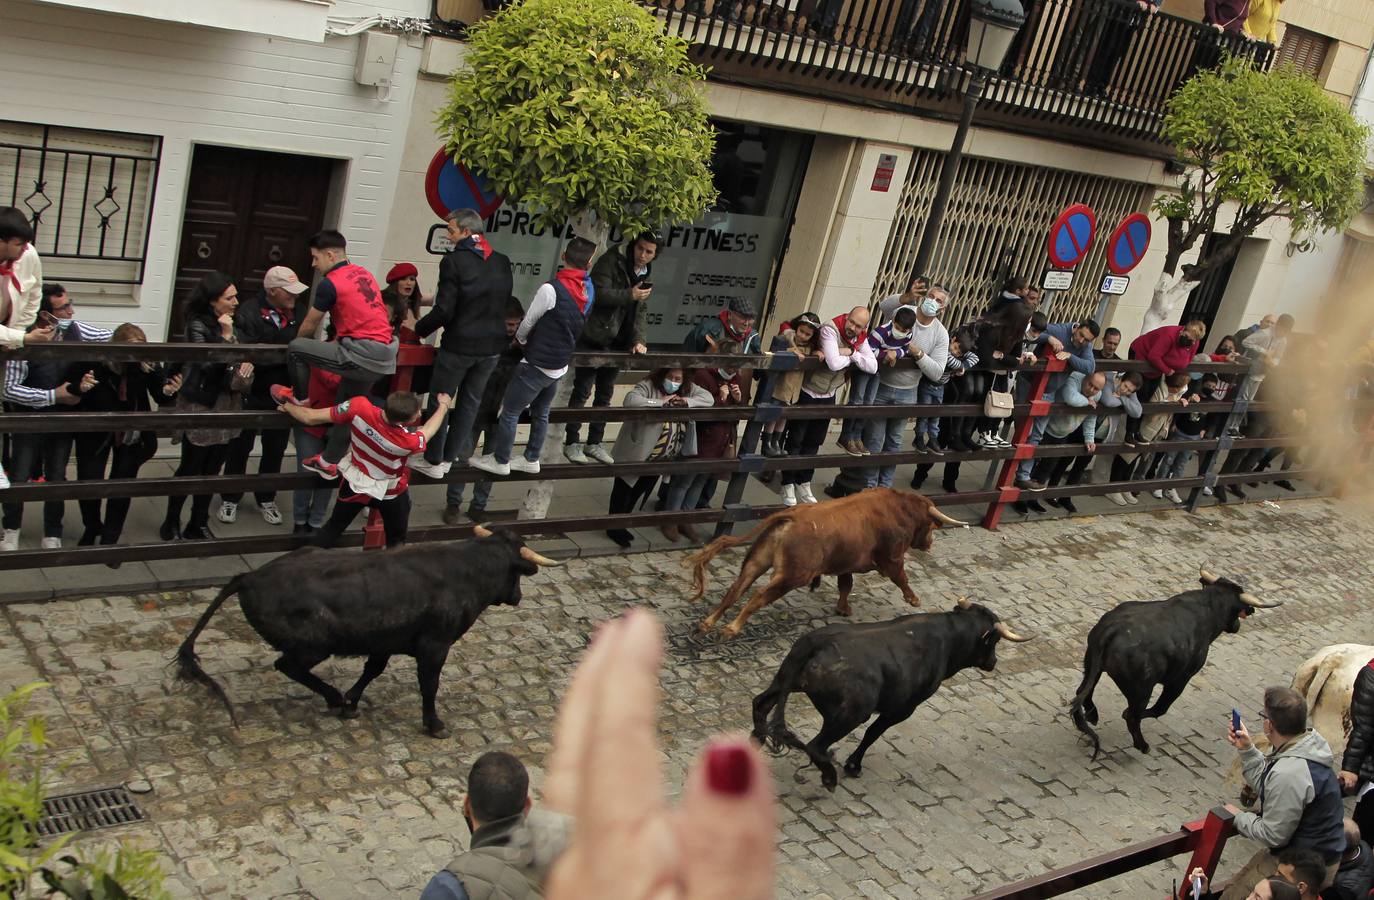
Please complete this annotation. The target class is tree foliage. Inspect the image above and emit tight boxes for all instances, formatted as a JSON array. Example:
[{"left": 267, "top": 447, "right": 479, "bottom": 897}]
[
  {"left": 1154, "top": 56, "right": 1368, "bottom": 278},
  {"left": 0, "top": 683, "right": 169, "bottom": 900},
  {"left": 435, "top": 0, "right": 717, "bottom": 236}
]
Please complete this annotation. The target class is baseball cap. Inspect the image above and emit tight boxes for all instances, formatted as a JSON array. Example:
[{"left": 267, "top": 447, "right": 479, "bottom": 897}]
[{"left": 264, "top": 266, "right": 308, "bottom": 294}]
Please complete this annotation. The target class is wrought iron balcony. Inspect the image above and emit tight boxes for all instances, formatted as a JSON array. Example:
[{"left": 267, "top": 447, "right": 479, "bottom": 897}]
[{"left": 645, "top": 0, "right": 1275, "bottom": 155}]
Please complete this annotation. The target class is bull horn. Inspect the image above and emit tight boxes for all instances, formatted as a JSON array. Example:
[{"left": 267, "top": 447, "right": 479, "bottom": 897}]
[
  {"left": 930, "top": 507, "right": 969, "bottom": 527},
  {"left": 1199, "top": 567, "right": 1219, "bottom": 584},
  {"left": 1239, "top": 592, "right": 1282, "bottom": 609},
  {"left": 994, "top": 622, "right": 1034, "bottom": 643},
  {"left": 519, "top": 546, "right": 564, "bottom": 567},
  {"left": 472, "top": 524, "right": 494, "bottom": 538},
  {"left": 955, "top": 596, "right": 972, "bottom": 609}
]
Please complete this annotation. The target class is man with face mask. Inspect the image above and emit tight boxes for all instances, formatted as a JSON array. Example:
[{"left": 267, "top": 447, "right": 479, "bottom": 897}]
[
  {"left": 1126, "top": 319, "right": 1206, "bottom": 443},
  {"left": 419, "top": 751, "right": 571, "bottom": 900}
]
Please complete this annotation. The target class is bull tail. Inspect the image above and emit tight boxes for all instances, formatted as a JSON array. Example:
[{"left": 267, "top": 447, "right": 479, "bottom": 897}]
[
  {"left": 752, "top": 637, "right": 817, "bottom": 757},
  {"left": 1290, "top": 653, "right": 1329, "bottom": 718},
  {"left": 174, "top": 576, "right": 243, "bottom": 728},
  {"left": 1070, "top": 642, "right": 1106, "bottom": 760},
  {"left": 682, "top": 514, "right": 788, "bottom": 604}
]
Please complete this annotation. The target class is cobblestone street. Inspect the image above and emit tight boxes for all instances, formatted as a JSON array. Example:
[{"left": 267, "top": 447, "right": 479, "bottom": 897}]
[{"left": 2, "top": 495, "right": 1370, "bottom": 899}]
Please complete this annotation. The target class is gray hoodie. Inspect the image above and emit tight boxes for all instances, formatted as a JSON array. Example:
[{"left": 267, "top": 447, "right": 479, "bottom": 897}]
[{"left": 1234, "top": 728, "right": 1346, "bottom": 862}]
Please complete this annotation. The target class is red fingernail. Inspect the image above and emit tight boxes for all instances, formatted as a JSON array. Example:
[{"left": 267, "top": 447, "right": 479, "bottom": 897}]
[{"left": 706, "top": 743, "right": 753, "bottom": 796}]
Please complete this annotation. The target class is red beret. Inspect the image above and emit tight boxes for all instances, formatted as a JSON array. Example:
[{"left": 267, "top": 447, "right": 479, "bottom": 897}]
[{"left": 386, "top": 262, "right": 418, "bottom": 284}]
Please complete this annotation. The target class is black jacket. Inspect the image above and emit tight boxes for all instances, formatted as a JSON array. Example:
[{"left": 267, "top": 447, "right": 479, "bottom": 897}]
[
  {"left": 581, "top": 242, "right": 648, "bottom": 350},
  {"left": 1342, "top": 661, "right": 1374, "bottom": 785},
  {"left": 234, "top": 293, "right": 303, "bottom": 409},
  {"left": 80, "top": 362, "right": 169, "bottom": 414},
  {"left": 176, "top": 316, "right": 239, "bottom": 408},
  {"left": 415, "top": 239, "right": 514, "bottom": 357},
  {"left": 1329, "top": 841, "right": 1374, "bottom": 900}
]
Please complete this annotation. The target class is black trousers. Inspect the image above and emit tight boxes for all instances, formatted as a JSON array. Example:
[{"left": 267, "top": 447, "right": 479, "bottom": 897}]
[
  {"left": 163, "top": 440, "right": 230, "bottom": 532},
  {"left": 315, "top": 485, "right": 412, "bottom": 548},
  {"left": 566, "top": 365, "right": 619, "bottom": 447},
  {"left": 607, "top": 475, "right": 659, "bottom": 543},
  {"left": 1354, "top": 791, "right": 1374, "bottom": 850},
  {"left": 1032, "top": 427, "right": 1086, "bottom": 487},
  {"left": 782, "top": 393, "right": 831, "bottom": 486},
  {"left": 221, "top": 427, "right": 290, "bottom": 504},
  {"left": 2, "top": 431, "right": 74, "bottom": 537},
  {"left": 74, "top": 431, "right": 157, "bottom": 543}
]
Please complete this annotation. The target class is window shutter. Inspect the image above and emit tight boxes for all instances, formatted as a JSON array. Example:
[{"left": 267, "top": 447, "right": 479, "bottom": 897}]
[{"left": 1276, "top": 26, "right": 1331, "bottom": 80}]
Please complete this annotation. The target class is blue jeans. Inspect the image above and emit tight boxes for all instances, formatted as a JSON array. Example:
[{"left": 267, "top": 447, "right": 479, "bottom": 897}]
[
  {"left": 292, "top": 428, "right": 335, "bottom": 529},
  {"left": 840, "top": 370, "right": 881, "bottom": 443},
  {"left": 1163, "top": 431, "right": 1202, "bottom": 479},
  {"left": 917, "top": 382, "right": 946, "bottom": 439},
  {"left": 665, "top": 471, "right": 716, "bottom": 512},
  {"left": 425, "top": 351, "right": 499, "bottom": 464},
  {"left": 861, "top": 384, "right": 917, "bottom": 489},
  {"left": 447, "top": 429, "right": 494, "bottom": 510},
  {"left": 1016, "top": 390, "right": 1054, "bottom": 481},
  {"left": 491, "top": 363, "right": 560, "bottom": 465}
]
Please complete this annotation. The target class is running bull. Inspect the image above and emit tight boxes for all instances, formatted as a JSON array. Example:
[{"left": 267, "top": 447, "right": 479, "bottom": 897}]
[
  {"left": 684, "top": 488, "right": 968, "bottom": 638},
  {"left": 752, "top": 597, "right": 1032, "bottom": 790},
  {"left": 1070, "top": 567, "right": 1281, "bottom": 758},
  {"left": 176, "top": 525, "right": 559, "bottom": 737}
]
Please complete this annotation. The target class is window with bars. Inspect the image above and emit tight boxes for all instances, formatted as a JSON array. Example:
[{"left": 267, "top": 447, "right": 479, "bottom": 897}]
[
  {"left": 1274, "top": 25, "right": 1331, "bottom": 80},
  {"left": 870, "top": 151, "right": 1151, "bottom": 328},
  {"left": 0, "top": 122, "right": 160, "bottom": 285}
]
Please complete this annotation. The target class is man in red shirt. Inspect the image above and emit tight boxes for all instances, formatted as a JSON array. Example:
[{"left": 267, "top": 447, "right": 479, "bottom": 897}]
[
  {"left": 1126, "top": 318, "right": 1206, "bottom": 443},
  {"left": 273, "top": 231, "right": 399, "bottom": 478},
  {"left": 280, "top": 390, "right": 453, "bottom": 548}
]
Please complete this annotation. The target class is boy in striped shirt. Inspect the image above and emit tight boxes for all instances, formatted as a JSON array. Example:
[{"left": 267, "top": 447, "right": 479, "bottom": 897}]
[{"left": 280, "top": 390, "right": 453, "bottom": 547}]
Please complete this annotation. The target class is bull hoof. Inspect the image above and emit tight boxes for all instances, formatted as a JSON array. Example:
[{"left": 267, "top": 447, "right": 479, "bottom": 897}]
[
  {"left": 1132, "top": 737, "right": 1150, "bottom": 753},
  {"left": 822, "top": 776, "right": 838, "bottom": 792},
  {"left": 1084, "top": 707, "right": 1099, "bottom": 725},
  {"left": 426, "top": 725, "right": 450, "bottom": 739},
  {"left": 835, "top": 605, "right": 852, "bottom": 617},
  {"left": 695, "top": 621, "right": 714, "bottom": 636},
  {"left": 719, "top": 627, "right": 742, "bottom": 641},
  {"left": 843, "top": 760, "right": 862, "bottom": 777},
  {"left": 339, "top": 706, "right": 361, "bottom": 720}
]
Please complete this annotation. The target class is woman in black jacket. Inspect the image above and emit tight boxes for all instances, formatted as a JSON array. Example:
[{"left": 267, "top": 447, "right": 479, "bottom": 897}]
[
  {"left": 161, "top": 272, "right": 252, "bottom": 541},
  {"left": 73, "top": 323, "right": 182, "bottom": 552},
  {"left": 1341, "top": 659, "right": 1374, "bottom": 841}
]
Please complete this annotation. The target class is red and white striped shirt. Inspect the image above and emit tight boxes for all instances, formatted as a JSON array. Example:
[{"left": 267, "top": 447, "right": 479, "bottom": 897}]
[{"left": 329, "top": 397, "right": 425, "bottom": 500}]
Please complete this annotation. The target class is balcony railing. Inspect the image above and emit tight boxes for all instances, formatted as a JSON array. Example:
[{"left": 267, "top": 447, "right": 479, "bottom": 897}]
[{"left": 645, "top": 0, "right": 1275, "bottom": 151}]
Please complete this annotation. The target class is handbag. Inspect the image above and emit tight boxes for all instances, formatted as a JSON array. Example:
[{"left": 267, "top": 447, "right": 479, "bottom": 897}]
[{"left": 984, "top": 372, "right": 1014, "bottom": 419}]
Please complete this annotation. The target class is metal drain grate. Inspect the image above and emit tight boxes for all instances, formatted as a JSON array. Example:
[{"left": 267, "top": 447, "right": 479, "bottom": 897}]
[{"left": 37, "top": 787, "right": 145, "bottom": 837}]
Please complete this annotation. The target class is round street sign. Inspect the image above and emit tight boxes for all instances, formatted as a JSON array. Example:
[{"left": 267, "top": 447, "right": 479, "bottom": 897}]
[
  {"left": 1046, "top": 203, "right": 1097, "bottom": 269},
  {"left": 424, "top": 148, "right": 503, "bottom": 221},
  {"left": 1106, "top": 213, "right": 1151, "bottom": 275}
]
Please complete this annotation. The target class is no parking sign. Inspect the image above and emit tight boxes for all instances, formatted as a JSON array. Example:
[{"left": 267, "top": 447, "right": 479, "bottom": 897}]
[
  {"left": 1105, "top": 213, "right": 1151, "bottom": 275},
  {"left": 1045, "top": 204, "right": 1097, "bottom": 270},
  {"left": 424, "top": 148, "right": 503, "bottom": 221}
]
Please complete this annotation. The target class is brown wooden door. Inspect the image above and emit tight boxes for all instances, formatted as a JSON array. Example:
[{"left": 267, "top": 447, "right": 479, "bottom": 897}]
[{"left": 170, "top": 145, "right": 333, "bottom": 337}]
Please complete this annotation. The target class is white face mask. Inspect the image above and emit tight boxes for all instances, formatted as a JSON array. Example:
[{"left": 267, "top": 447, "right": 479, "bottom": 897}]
[
  {"left": 717, "top": 369, "right": 735, "bottom": 380},
  {"left": 890, "top": 327, "right": 910, "bottom": 340}
]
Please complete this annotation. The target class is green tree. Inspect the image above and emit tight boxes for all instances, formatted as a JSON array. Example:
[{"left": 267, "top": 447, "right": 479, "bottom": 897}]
[
  {"left": 0, "top": 683, "right": 169, "bottom": 900},
  {"left": 435, "top": 0, "right": 717, "bottom": 239},
  {"left": 1143, "top": 57, "right": 1368, "bottom": 331}
]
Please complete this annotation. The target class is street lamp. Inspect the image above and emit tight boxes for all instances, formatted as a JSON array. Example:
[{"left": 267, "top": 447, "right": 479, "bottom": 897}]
[{"left": 910, "top": 0, "right": 1026, "bottom": 281}]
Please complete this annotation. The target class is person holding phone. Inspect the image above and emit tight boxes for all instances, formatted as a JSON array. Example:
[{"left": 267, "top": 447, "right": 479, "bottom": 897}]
[
  {"left": 564, "top": 231, "right": 661, "bottom": 467},
  {"left": 1339, "top": 656, "right": 1374, "bottom": 842}
]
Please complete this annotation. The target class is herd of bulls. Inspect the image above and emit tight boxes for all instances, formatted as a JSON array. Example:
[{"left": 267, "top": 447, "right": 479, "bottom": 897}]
[{"left": 175, "top": 487, "right": 1289, "bottom": 792}]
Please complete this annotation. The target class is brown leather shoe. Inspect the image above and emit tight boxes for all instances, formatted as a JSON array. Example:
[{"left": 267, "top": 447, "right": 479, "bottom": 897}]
[
  {"left": 844, "top": 440, "right": 866, "bottom": 457},
  {"left": 680, "top": 523, "right": 701, "bottom": 542},
  {"left": 661, "top": 525, "right": 682, "bottom": 542},
  {"left": 442, "top": 505, "right": 464, "bottom": 526}
]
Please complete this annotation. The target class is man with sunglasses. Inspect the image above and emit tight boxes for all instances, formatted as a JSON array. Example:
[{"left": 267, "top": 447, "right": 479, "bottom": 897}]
[{"left": 1218, "top": 687, "right": 1345, "bottom": 899}]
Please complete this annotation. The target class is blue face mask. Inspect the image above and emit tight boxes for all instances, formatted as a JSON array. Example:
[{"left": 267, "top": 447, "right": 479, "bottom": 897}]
[
  {"left": 55, "top": 317, "right": 72, "bottom": 332},
  {"left": 662, "top": 379, "right": 681, "bottom": 395},
  {"left": 920, "top": 298, "right": 940, "bottom": 318}
]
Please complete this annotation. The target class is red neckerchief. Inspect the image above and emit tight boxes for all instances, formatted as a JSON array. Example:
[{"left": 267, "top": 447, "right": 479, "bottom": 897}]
[
  {"left": 0, "top": 244, "right": 26, "bottom": 295},
  {"left": 466, "top": 234, "right": 494, "bottom": 260},
  {"left": 831, "top": 313, "right": 867, "bottom": 349},
  {"left": 716, "top": 309, "right": 753, "bottom": 342}
]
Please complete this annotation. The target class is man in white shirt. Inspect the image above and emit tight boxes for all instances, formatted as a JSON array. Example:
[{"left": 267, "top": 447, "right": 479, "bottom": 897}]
[{"left": 0, "top": 207, "right": 55, "bottom": 492}]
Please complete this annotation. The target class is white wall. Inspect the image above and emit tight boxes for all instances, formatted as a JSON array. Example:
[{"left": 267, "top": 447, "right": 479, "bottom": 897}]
[{"left": 0, "top": 0, "right": 428, "bottom": 336}]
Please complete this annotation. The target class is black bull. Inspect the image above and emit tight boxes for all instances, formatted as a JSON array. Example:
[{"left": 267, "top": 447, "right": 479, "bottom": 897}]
[
  {"left": 1070, "top": 568, "right": 1282, "bottom": 758},
  {"left": 752, "top": 599, "right": 1032, "bottom": 790},
  {"left": 175, "top": 526, "right": 559, "bottom": 737}
]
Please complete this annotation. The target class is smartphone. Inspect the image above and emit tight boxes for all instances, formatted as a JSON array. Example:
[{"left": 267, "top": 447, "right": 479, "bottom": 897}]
[
  {"left": 38, "top": 310, "right": 59, "bottom": 328},
  {"left": 639, "top": 281, "right": 653, "bottom": 289},
  {"left": 1232, "top": 708, "right": 1242, "bottom": 732}
]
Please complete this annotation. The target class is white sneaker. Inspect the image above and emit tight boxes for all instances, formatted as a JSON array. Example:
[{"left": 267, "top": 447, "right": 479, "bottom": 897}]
[
  {"left": 1, "top": 529, "right": 19, "bottom": 551},
  {"left": 217, "top": 501, "right": 238, "bottom": 524},
  {"left": 1165, "top": 488, "right": 1184, "bottom": 504},
  {"left": 1203, "top": 486, "right": 1214, "bottom": 497},
  {"left": 796, "top": 483, "right": 818, "bottom": 504},
  {"left": 781, "top": 484, "right": 797, "bottom": 507},
  {"left": 585, "top": 444, "right": 615, "bottom": 465},
  {"left": 258, "top": 501, "right": 284, "bottom": 526},
  {"left": 1124, "top": 492, "right": 1139, "bottom": 505},
  {"left": 1150, "top": 489, "right": 1164, "bottom": 500},
  {"left": 509, "top": 456, "right": 541, "bottom": 475},
  {"left": 408, "top": 457, "right": 451, "bottom": 479},
  {"left": 563, "top": 443, "right": 590, "bottom": 464},
  {"left": 0, "top": 464, "right": 9, "bottom": 490},
  {"left": 1105, "top": 492, "right": 1128, "bottom": 507},
  {"left": 469, "top": 453, "right": 511, "bottom": 476},
  {"left": 40, "top": 537, "right": 61, "bottom": 550}
]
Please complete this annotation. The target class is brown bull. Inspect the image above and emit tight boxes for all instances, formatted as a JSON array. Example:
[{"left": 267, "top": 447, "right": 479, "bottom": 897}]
[{"left": 684, "top": 488, "right": 967, "bottom": 638}]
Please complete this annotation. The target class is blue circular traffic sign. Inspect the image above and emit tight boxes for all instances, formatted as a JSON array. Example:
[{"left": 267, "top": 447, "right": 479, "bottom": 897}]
[
  {"left": 1106, "top": 213, "right": 1151, "bottom": 275},
  {"left": 1046, "top": 204, "right": 1096, "bottom": 269}
]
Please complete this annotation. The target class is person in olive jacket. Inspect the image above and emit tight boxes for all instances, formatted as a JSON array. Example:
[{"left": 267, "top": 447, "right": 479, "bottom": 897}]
[
  {"left": 1340, "top": 658, "right": 1374, "bottom": 842},
  {"left": 564, "top": 232, "right": 661, "bottom": 466}
]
